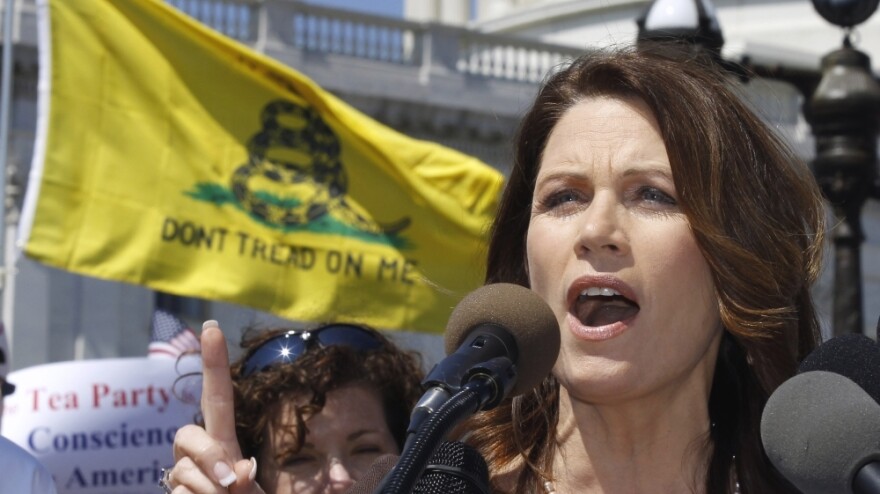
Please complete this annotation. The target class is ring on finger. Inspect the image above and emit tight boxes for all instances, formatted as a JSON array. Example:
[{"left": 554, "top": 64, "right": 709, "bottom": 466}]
[{"left": 158, "top": 468, "right": 173, "bottom": 493}]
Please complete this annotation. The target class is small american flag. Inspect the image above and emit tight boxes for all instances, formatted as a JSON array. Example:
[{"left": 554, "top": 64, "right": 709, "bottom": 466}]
[
  {"left": 148, "top": 308, "right": 201, "bottom": 359},
  {"left": 0, "top": 322, "right": 9, "bottom": 379}
]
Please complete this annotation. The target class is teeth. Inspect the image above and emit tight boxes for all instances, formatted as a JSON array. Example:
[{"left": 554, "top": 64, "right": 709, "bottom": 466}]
[{"left": 580, "top": 287, "right": 621, "bottom": 297}]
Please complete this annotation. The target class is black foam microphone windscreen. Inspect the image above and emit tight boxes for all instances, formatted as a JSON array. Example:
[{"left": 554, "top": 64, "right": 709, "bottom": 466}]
[
  {"left": 761, "top": 370, "right": 880, "bottom": 494},
  {"left": 413, "top": 440, "right": 490, "bottom": 494},
  {"left": 798, "top": 333, "right": 880, "bottom": 404},
  {"left": 344, "top": 442, "right": 490, "bottom": 494}
]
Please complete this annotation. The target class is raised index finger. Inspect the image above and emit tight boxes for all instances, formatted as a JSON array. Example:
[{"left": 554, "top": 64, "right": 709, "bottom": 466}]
[{"left": 200, "top": 320, "right": 243, "bottom": 460}]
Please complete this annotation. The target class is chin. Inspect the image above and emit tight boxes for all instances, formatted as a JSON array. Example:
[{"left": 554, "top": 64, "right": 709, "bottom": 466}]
[{"left": 555, "top": 354, "right": 638, "bottom": 399}]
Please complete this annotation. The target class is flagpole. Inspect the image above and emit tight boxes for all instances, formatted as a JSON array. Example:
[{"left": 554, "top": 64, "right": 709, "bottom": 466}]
[{"left": 0, "top": 0, "right": 14, "bottom": 362}]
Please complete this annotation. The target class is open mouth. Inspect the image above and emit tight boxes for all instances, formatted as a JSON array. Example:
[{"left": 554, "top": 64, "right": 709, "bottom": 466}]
[{"left": 573, "top": 287, "right": 640, "bottom": 327}]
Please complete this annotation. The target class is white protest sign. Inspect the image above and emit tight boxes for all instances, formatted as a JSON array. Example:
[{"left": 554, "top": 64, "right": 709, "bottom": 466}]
[{"left": 1, "top": 357, "right": 202, "bottom": 494}]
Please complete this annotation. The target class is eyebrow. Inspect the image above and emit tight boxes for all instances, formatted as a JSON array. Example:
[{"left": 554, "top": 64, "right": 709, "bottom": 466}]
[
  {"left": 300, "top": 429, "right": 382, "bottom": 450},
  {"left": 538, "top": 165, "right": 673, "bottom": 183},
  {"left": 347, "top": 429, "right": 381, "bottom": 442},
  {"left": 620, "top": 166, "right": 673, "bottom": 180}
]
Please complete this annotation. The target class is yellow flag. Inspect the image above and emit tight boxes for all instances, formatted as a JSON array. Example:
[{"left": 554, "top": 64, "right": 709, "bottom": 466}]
[{"left": 21, "top": 0, "right": 503, "bottom": 333}]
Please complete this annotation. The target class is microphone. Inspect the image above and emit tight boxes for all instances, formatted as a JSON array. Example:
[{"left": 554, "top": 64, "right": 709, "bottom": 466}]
[
  {"left": 383, "top": 283, "right": 559, "bottom": 494},
  {"left": 408, "top": 283, "right": 560, "bottom": 437},
  {"left": 413, "top": 440, "right": 490, "bottom": 494},
  {"left": 761, "top": 370, "right": 880, "bottom": 494},
  {"left": 798, "top": 333, "right": 880, "bottom": 404},
  {"left": 345, "top": 442, "right": 489, "bottom": 494}
]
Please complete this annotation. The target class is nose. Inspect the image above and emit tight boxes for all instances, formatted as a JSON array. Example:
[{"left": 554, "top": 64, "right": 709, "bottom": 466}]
[
  {"left": 577, "top": 192, "right": 628, "bottom": 256},
  {"left": 325, "top": 458, "right": 354, "bottom": 493}
]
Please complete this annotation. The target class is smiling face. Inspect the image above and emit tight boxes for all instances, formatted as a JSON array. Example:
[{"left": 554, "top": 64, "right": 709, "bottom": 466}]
[
  {"left": 258, "top": 383, "right": 399, "bottom": 494},
  {"left": 526, "top": 96, "right": 722, "bottom": 405}
]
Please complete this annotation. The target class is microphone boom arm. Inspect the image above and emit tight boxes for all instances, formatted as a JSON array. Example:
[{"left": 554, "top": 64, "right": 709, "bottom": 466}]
[{"left": 379, "top": 365, "right": 509, "bottom": 494}]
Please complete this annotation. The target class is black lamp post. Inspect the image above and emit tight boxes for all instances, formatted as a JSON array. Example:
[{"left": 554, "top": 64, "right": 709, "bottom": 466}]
[
  {"left": 805, "top": 0, "right": 880, "bottom": 336},
  {"left": 636, "top": 0, "right": 724, "bottom": 60},
  {"left": 636, "top": 0, "right": 880, "bottom": 336}
]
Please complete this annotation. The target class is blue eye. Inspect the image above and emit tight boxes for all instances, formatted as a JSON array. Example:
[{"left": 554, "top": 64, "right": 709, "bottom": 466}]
[
  {"left": 638, "top": 186, "right": 676, "bottom": 205},
  {"left": 548, "top": 191, "right": 578, "bottom": 206},
  {"left": 537, "top": 189, "right": 588, "bottom": 215}
]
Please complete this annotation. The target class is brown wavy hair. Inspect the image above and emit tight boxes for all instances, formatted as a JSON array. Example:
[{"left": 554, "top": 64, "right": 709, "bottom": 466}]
[
  {"left": 465, "top": 45, "right": 826, "bottom": 493},
  {"left": 225, "top": 324, "right": 424, "bottom": 464}
]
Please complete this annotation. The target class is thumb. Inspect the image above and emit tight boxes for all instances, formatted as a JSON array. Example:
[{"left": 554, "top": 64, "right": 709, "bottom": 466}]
[{"left": 229, "top": 457, "right": 265, "bottom": 494}]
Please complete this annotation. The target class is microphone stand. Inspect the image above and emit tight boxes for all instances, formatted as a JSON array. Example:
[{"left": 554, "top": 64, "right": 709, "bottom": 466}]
[{"left": 377, "top": 357, "right": 513, "bottom": 494}]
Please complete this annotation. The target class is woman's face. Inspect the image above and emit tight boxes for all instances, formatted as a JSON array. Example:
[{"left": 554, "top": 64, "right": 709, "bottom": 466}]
[
  {"left": 526, "top": 96, "right": 722, "bottom": 405},
  {"left": 258, "top": 383, "right": 399, "bottom": 494}
]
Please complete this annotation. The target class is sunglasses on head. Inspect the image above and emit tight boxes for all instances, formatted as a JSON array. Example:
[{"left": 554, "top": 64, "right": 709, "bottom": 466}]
[
  {"left": 1, "top": 378, "right": 14, "bottom": 397},
  {"left": 241, "top": 323, "right": 385, "bottom": 377}
]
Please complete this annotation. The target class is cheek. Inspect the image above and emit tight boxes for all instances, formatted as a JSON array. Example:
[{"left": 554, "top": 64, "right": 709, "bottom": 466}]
[
  {"left": 645, "top": 231, "right": 719, "bottom": 324},
  {"left": 525, "top": 221, "right": 557, "bottom": 289},
  {"left": 349, "top": 452, "right": 388, "bottom": 480},
  {"left": 639, "top": 222, "right": 705, "bottom": 279},
  {"left": 672, "top": 234, "right": 713, "bottom": 293}
]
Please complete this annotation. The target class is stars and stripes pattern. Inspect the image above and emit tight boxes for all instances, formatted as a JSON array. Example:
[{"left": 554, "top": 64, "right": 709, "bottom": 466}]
[{"left": 148, "top": 308, "right": 201, "bottom": 359}]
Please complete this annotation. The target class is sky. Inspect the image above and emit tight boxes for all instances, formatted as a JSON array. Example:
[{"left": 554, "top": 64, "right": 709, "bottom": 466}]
[{"left": 304, "top": 0, "right": 404, "bottom": 18}]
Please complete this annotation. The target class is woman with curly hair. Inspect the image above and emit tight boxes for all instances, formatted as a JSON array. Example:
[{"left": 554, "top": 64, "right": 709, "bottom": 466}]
[{"left": 165, "top": 321, "right": 423, "bottom": 494}]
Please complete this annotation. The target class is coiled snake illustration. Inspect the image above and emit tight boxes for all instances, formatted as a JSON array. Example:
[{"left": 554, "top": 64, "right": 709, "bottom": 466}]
[{"left": 231, "top": 99, "right": 409, "bottom": 235}]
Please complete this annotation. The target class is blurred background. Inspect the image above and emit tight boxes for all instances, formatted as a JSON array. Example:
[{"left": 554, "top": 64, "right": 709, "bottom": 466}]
[{"left": 0, "top": 0, "right": 877, "bottom": 370}]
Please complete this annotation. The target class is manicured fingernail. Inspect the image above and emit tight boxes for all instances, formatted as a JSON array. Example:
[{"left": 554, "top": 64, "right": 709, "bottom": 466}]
[
  {"left": 248, "top": 457, "right": 258, "bottom": 481},
  {"left": 214, "top": 462, "right": 237, "bottom": 487},
  {"left": 202, "top": 320, "right": 219, "bottom": 331}
]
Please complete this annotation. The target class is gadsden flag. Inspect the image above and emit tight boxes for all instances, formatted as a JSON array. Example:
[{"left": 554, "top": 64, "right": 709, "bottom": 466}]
[{"left": 21, "top": 0, "right": 503, "bottom": 332}]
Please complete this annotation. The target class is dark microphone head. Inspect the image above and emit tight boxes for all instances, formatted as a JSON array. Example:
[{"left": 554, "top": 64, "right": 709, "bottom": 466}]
[
  {"left": 761, "top": 370, "right": 880, "bottom": 494},
  {"left": 445, "top": 283, "right": 560, "bottom": 396},
  {"left": 345, "top": 454, "right": 399, "bottom": 494},
  {"left": 413, "top": 440, "right": 489, "bottom": 494},
  {"left": 798, "top": 333, "right": 880, "bottom": 404}
]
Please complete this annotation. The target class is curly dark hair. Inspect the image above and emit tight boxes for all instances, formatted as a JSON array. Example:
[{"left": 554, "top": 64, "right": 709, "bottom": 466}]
[{"left": 223, "top": 324, "right": 424, "bottom": 464}]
